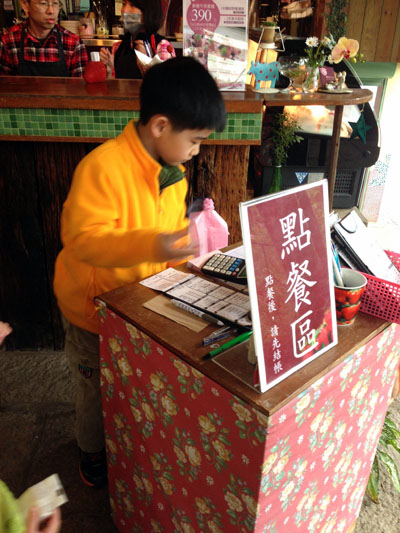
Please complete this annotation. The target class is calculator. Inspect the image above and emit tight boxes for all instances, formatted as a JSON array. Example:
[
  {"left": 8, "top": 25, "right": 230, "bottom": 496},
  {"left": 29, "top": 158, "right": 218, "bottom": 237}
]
[{"left": 201, "top": 253, "right": 247, "bottom": 284}]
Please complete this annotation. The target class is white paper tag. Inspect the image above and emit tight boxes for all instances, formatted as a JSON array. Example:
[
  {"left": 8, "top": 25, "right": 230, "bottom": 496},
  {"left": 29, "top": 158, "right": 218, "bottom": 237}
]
[{"left": 17, "top": 474, "right": 68, "bottom": 523}]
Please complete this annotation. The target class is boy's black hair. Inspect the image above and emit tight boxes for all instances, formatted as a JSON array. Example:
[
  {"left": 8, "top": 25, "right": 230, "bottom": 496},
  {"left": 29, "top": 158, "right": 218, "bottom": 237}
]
[
  {"left": 139, "top": 57, "right": 227, "bottom": 133},
  {"left": 128, "top": 0, "right": 163, "bottom": 35}
]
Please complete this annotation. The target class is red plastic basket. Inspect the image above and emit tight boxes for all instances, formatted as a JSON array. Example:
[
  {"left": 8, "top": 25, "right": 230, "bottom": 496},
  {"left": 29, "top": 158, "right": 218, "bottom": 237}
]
[{"left": 359, "top": 250, "right": 400, "bottom": 324}]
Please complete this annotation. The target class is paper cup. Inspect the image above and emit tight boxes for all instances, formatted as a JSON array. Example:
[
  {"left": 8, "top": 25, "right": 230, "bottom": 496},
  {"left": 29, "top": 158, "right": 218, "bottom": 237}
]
[{"left": 334, "top": 268, "right": 367, "bottom": 326}]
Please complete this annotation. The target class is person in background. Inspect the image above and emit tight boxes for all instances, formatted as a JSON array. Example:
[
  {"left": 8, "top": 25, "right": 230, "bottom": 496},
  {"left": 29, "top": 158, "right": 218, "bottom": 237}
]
[
  {"left": 53, "top": 57, "right": 226, "bottom": 488},
  {"left": 99, "top": 0, "right": 173, "bottom": 79},
  {"left": 0, "top": 322, "right": 62, "bottom": 533},
  {"left": 0, "top": 0, "right": 87, "bottom": 76}
]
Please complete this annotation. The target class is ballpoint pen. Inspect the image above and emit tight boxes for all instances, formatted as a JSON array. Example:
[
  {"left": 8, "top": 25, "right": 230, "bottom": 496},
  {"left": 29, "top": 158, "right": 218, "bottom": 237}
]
[
  {"left": 170, "top": 299, "right": 224, "bottom": 326},
  {"left": 202, "top": 326, "right": 235, "bottom": 346},
  {"left": 203, "top": 330, "right": 253, "bottom": 360},
  {"left": 331, "top": 246, "right": 344, "bottom": 287}
]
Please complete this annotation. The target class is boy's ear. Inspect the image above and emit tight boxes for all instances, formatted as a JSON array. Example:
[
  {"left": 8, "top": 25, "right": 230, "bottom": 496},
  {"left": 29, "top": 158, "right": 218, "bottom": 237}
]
[{"left": 149, "top": 115, "right": 171, "bottom": 138}]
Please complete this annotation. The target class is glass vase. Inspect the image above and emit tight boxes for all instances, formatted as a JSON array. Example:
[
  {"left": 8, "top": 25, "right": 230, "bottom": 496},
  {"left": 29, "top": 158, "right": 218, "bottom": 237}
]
[
  {"left": 303, "top": 65, "right": 319, "bottom": 93},
  {"left": 268, "top": 165, "right": 282, "bottom": 194}
]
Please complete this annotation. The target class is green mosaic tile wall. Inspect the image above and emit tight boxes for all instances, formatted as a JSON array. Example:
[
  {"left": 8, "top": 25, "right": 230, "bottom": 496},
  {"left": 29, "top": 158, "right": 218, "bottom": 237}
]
[{"left": 0, "top": 108, "right": 262, "bottom": 141}]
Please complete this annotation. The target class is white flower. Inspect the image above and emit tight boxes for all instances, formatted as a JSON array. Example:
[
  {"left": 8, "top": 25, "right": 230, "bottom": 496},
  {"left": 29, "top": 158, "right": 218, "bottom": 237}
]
[
  {"left": 264, "top": 504, "right": 272, "bottom": 513},
  {"left": 298, "top": 435, "right": 304, "bottom": 444},
  {"left": 121, "top": 461, "right": 127, "bottom": 469},
  {"left": 184, "top": 408, "right": 191, "bottom": 417},
  {"left": 158, "top": 502, "right": 164, "bottom": 511},
  {"left": 211, "top": 388, "right": 220, "bottom": 396},
  {"left": 206, "top": 476, "right": 214, "bottom": 485},
  {"left": 339, "top": 399, "right": 345, "bottom": 408},
  {"left": 279, "top": 414, "right": 287, "bottom": 423},
  {"left": 160, "top": 430, "right": 166, "bottom": 439},
  {"left": 327, "top": 377, "right": 333, "bottom": 385},
  {"left": 140, "top": 445, "right": 146, "bottom": 453},
  {"left": 136, "top": 368, "right": 142, "bottom": 377},
  {"left": 119, "top": 391, "right": 125, "bottom": 399},
  {"left": 242, "top": 454, "right": 250, "bottom": 464},
  {"left": 310, "top": 461, "right": 316, "bottom": 470},
  {"left": 324, "top": 476, "right": 330, "bottom": 485},
  {"left": 306, "top": 36, "right": 319, "bottom": 47},
  {"left": 182, "top": 487, "right": 188, "bottom": 496}
]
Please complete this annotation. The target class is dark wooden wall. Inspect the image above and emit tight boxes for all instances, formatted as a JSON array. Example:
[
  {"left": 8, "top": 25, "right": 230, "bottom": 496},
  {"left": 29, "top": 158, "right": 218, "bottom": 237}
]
[
  {"left": 0, "top": 141, "right": 249, "bottom": 351},
  {"left": 0, "top": 141, "right": 95, "bottom": 350}
]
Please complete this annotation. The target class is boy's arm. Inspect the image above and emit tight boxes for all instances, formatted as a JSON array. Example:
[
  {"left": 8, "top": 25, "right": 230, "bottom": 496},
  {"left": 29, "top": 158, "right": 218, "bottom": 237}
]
[{"left": 61, "top": 160, "right": 192, "bottom": 268}]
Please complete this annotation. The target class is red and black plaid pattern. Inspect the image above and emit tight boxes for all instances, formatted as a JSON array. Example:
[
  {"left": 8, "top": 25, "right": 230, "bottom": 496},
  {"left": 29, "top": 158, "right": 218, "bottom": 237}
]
[{"left": 0, "top": 22, "right": 88, "bottom": 77}]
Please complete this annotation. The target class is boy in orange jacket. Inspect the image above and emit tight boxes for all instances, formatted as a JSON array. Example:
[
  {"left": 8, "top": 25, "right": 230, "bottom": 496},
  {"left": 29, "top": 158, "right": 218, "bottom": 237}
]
[{"left": 53, "top": 57, "right": 226, "bottom": 487}]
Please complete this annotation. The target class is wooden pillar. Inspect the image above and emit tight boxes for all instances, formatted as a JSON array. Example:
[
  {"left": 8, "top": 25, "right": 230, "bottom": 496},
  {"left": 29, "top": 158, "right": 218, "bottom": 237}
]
[
  {"left": 186, "top": 144, "right": 251, "bottom": 244},
  {"left": 328, "top": 105, "right": 344, "bottom": 210}
]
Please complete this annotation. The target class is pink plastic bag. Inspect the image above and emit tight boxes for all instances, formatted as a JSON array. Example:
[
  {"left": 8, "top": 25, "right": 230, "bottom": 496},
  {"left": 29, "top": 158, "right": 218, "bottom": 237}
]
[{"left": 189, "top": 198, "right": 229, "bottom": 257}]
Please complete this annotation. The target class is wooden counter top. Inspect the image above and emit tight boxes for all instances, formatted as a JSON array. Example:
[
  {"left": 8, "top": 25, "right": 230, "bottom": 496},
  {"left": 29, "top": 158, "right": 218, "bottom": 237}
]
[
  {"left": 0, "top": 76, "right": 264, "bottom": 113},
  {"left": 0, "top": 76, "right": 372, "bottom": 113},
  {"left": 98, "top": 275, "right": 389, "bottom": 416}
]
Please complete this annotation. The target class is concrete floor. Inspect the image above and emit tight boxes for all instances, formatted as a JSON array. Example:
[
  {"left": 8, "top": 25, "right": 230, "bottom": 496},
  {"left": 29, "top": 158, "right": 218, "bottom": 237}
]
[{"left": 0, "top": 350, "right": 117, "bottom": 533}]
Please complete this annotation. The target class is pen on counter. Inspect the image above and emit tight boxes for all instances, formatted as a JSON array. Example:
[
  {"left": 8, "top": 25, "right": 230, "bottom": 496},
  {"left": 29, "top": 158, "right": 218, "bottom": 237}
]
[
  {"left": 202, "top": 326, "right": 235, "bottom": 346},
  {"left": 203, "top": 330, "right": 253, "bottom": 360},
  {"left": 170, "top": 299, "right": 224, "bottom": 326}
]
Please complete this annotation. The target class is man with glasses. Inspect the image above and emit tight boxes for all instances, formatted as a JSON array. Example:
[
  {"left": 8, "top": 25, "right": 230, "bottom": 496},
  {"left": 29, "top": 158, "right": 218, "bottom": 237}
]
[{"left": 0, "top": 0, "right": 87, "bottom": 76}]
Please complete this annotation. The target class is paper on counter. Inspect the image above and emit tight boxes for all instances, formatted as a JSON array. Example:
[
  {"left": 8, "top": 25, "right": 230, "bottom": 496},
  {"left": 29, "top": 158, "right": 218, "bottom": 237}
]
[
  {"left": 140, "top": 268, "right": 194, "bottom": 292},
  {"left": 143, "top": 295, "right": 209, "bottom": 332}
]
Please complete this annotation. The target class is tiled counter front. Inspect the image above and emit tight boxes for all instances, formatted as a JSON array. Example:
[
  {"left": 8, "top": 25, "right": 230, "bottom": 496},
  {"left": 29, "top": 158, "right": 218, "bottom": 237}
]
[
  {"left": 0, "top": 107, "right": 262, "bottom": 143},
  {"left": 98, "top": 304, "right": 400, "bottom": 533}
]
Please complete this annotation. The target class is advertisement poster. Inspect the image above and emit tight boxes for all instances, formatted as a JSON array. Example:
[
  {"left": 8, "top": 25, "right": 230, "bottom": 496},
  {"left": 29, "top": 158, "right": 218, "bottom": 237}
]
[
  {"left": 182, "top": 0, "right": 248, "bottom": 91},
  {"left": 239, "top": 181, "right": 337, "bottom": 393}
]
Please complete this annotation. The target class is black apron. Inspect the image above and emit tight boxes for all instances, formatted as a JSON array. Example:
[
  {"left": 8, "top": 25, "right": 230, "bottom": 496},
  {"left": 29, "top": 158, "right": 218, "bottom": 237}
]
[
  {"left": 17, "top": 26, "right": 69, "bottom": 77},
  {"left": 114, "top": 32, "right": 162, "bottom": 80}
]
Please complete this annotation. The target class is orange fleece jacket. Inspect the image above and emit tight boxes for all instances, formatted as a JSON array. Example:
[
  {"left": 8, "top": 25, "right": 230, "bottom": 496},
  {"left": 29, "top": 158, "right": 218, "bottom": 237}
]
[{"left": 53, "top": 120, "right": 188, "bottom": 333}]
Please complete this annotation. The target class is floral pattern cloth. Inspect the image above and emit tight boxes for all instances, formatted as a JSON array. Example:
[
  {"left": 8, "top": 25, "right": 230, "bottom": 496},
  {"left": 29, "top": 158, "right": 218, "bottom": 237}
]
[{"left": 98, "top": 304, "right": 400, "bottom": 533}]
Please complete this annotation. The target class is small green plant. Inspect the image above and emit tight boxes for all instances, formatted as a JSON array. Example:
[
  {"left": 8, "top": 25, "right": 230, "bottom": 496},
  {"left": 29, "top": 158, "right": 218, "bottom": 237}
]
[
  {"left": 325, "top": 0, "right": 348, "bottom": 43},
  {"left": 270, "top": 111, "right": 303, "bottom": 166},
  {"left": 262, "top": 21, "right": 277, "bottom": 27},
  {"left": 366, "top": 412, "right": 400, "bottom": 502}
]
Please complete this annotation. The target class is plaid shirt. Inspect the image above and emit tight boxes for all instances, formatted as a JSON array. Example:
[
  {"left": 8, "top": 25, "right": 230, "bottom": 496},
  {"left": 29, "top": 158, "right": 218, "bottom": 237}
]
[{"left": 0, "top": 22, "right": 88, "bottom": 77}]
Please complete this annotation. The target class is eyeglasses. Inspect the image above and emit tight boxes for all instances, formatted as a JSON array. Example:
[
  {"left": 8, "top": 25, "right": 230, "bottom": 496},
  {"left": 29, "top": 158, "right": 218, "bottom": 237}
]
[{"left": 31, "top": 1, "right": 61, "bottom": 10}]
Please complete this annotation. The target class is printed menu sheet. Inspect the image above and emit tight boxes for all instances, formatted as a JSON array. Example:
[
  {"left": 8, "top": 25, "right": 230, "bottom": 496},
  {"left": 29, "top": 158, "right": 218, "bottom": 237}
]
[
  {"left": 183, "top": 0, "right": 248, "bottom": 90},
  {"left": 140, "top": 268, "right": 251, "bottom": 327},
  {"left": 239, "top": 180, "right": 337, "bottom": 393}
]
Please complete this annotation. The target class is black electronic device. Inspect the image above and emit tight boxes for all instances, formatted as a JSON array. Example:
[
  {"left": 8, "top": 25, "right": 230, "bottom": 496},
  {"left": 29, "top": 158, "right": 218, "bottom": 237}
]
[{"left": 201, "top": 254, "right": 247, "bottom": 284}]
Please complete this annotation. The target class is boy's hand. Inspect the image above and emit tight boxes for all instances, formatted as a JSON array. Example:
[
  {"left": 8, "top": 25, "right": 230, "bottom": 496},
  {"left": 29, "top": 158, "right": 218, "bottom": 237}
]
[
  {"left": 155, "top": 228, "right": 198, "bottom": 262},
  {"left": 26, "top": 507, "right": 61, "bottom": 533}
]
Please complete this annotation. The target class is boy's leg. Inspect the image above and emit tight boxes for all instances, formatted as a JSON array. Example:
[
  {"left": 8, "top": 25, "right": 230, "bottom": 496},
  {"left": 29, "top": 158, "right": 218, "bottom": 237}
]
[{"left": 62, "top": 316, "right": 107, "bottom": 486}]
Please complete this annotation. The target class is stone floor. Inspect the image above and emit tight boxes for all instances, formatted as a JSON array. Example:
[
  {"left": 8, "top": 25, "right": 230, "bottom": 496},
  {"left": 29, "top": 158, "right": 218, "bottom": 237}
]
[
  {"left": 1, "top": 349, "right": 400, "bottom": 532},
  {"left": 0, "top": 350, "right": 117, "bottom": 533}
]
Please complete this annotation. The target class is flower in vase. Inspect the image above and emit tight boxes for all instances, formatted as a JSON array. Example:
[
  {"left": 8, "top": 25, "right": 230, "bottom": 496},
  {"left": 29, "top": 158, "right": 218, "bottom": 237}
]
[
  {"left": 304, "top": 36, "right": 331, "bottom": 69},
  {"left": 331, "top": 37, "right": 360, "bottom": 63},
  {"left": 304, "top": 35, "right": 362, "bottom": 68}
]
